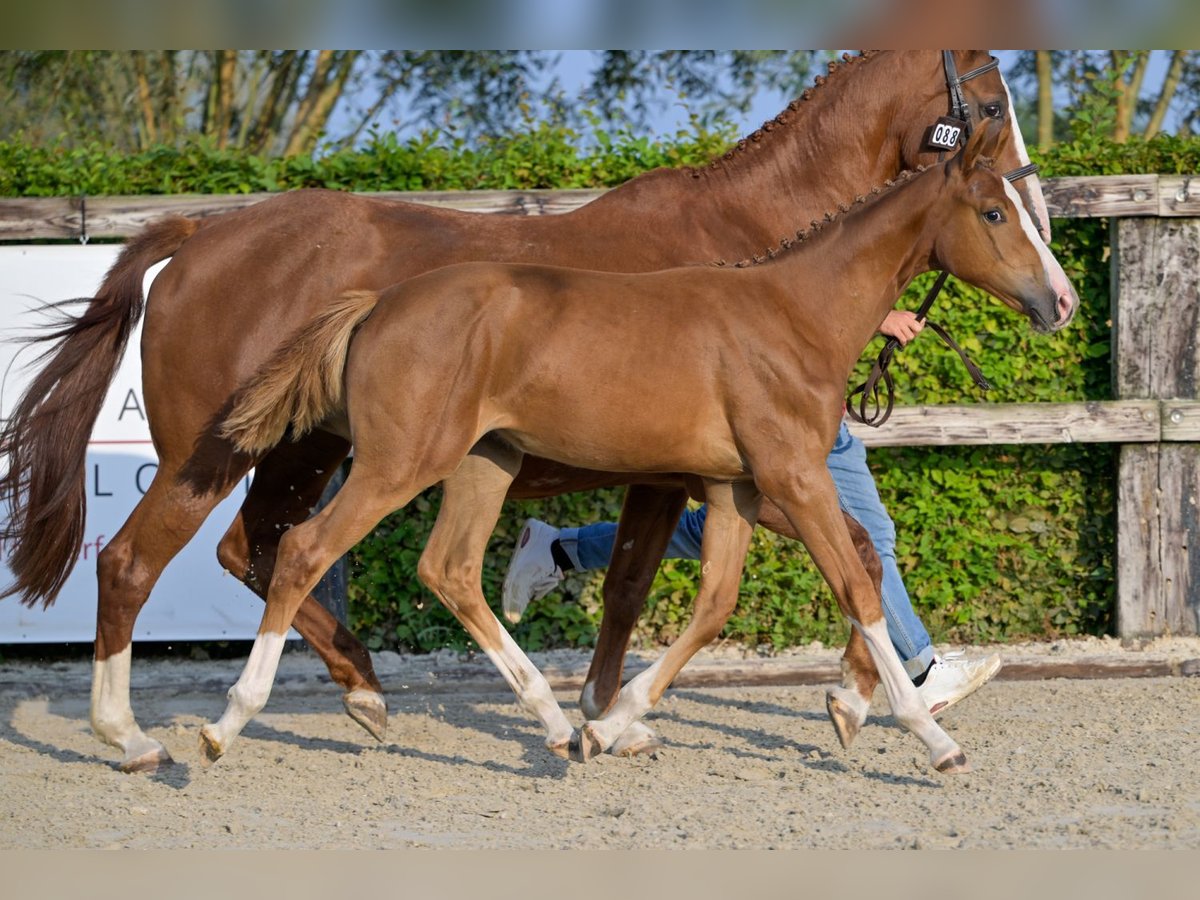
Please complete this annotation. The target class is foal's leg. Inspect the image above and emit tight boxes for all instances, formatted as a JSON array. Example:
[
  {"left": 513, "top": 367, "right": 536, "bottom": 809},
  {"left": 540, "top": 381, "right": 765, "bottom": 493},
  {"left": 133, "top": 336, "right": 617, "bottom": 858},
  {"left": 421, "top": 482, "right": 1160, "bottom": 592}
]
[
  {"left": 755, "top": 466, "right": 968, "bottom": 773},
  {"left": 581, "top": 483, "right": 689, "bottom": 757},
  {"left": 758, "top": 499, "right": 883, "bottom": 747},
  {"left": 92, "top": 465, "right": 243, "bottom": 773},
  {"left": 198, "top": 468, "right": 408, "bottom": 764},
  {"left": 576, "top": 480, "right": 761, "bottom": 761},
  {"left": 215, "top": 432, "right": 387, "bottom": 741},
  {"left": 418, "top": 446, "right": 576, "bottom": 756}
]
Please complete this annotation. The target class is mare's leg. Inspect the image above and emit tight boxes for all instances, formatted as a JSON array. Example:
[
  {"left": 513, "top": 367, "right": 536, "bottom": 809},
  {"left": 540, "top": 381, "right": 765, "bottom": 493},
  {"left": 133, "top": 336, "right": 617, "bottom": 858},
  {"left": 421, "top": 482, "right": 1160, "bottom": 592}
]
[
  {"left": 198, "top": 465, "right": 409, "bottom": 764},
  {"left": 215, "top": 432, "right": 387, "bottom": 741},
  {"left": 755, "top": 464, "right": 968, "bottom": 773},
  {"left": 93, "top": 465, "right": 243, "bottom": 772},
  {"left": 418, "top": 444, "right": 576, "bottom": 756},
  {"left": 581, "top": 483, "right": 689, "bottom": 757},
  {"left": 576, "top": 480, "right": 761, "bottom": 761}
]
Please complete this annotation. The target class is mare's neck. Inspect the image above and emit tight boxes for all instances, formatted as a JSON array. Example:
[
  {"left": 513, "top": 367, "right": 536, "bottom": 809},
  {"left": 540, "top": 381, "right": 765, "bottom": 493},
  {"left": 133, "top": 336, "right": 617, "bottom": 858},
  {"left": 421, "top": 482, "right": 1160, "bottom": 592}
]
[{"left": 578, "top": 52, "right": 922, "bottom": 263}]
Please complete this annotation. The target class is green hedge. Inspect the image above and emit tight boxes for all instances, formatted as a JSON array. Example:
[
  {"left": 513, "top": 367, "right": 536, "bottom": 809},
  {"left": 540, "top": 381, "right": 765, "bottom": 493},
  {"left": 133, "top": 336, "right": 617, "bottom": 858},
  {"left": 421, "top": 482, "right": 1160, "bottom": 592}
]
[{"left": 3, "top": 127, "right": 1196, "bottom": 652}]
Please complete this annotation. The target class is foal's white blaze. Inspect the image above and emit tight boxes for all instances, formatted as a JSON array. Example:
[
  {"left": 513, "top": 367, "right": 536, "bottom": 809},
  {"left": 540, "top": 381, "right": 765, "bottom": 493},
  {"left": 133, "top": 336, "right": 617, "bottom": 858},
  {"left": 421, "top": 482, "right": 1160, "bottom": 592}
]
[
  {"left": 1001, "top": 71, "right": 1053, "bottom": 242},
  {"left": 1001, "top": 177, "right": 1075, "bottom": 318}
]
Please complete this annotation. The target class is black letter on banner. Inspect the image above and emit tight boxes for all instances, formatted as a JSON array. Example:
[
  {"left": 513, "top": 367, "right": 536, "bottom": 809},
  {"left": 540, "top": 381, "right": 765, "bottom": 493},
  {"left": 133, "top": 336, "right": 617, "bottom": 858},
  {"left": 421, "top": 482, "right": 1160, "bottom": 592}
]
[{"left": 93, "top": 464, "right": 113, "bottom": 497}]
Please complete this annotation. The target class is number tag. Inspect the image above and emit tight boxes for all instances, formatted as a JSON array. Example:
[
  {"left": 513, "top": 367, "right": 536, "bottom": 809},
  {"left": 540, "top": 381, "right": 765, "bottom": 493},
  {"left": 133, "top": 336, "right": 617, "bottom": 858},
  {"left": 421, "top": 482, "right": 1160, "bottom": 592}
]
[{"left": 926, "top": 116, "right": 965, "bottom": 151}]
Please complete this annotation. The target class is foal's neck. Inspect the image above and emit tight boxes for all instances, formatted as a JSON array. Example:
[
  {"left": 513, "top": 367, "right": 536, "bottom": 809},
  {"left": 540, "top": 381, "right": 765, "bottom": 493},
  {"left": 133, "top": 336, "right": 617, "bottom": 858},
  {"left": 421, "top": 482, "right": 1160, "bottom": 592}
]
[{"left": 773, "top": 171, "right": 940, "bottom": 369}]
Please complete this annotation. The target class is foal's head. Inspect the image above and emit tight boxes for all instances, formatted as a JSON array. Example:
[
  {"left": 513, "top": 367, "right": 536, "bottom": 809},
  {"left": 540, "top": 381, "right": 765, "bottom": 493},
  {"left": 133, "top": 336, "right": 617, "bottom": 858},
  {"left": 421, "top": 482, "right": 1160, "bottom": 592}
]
[{"left": 931, "top": 119, "right": 1078, "bottom": 334}]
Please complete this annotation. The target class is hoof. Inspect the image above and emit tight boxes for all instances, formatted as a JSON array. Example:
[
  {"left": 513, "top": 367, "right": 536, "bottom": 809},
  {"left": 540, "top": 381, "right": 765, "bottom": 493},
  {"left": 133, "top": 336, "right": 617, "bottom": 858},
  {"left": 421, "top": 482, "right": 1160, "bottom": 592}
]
[
  {"left": 575, "top": 723, "right": 605, "bottom": 762},
  {"left": 610, "top": 722, "right": 663, "bottom": 758},
  {"left": 934, "top": 749, "right": 972, "bottom": 775},
  {"left": 198, "top": 726, "right": 224, "bottom": 768},
  {"left": 343, "top": 690, "right": 388, "bottom": 742},
  {"left": 119, "top": 745, "right": 174, "bottom": 775},
  {"left": 825, "top": 688, "right": 867, "bottom": 750},
  {"left": 546, "top": 734, "right": 573, "bottom": 760}
]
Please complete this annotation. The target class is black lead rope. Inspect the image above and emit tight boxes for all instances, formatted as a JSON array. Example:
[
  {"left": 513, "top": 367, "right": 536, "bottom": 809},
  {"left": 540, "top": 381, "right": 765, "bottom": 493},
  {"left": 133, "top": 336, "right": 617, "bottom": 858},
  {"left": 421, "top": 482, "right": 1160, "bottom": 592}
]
[
  {"left": 845, "top": 272, "right": 992, "bottom": 428},
  {"left": 846, "top": 52, "right": 1038, "bottom": 427}
]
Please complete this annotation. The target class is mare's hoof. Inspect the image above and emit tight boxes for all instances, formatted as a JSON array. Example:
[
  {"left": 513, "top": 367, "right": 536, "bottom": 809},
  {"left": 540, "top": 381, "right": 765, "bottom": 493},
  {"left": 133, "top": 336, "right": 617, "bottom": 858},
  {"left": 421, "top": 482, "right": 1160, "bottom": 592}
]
[
  {"left": 825, "top": 689, "right": 865, "bottom": 750},
  {"left": 343, "top": 690, "right": 388, "bottom": 742},
  {"left": 198, "top": 726, "right": 224, "bottom": 768},
  {"left": 934, "top": 750, "right": 972, "bottom": 775},
  {"left": 119, "top": 745, "right": 174, "bottom": 775}
]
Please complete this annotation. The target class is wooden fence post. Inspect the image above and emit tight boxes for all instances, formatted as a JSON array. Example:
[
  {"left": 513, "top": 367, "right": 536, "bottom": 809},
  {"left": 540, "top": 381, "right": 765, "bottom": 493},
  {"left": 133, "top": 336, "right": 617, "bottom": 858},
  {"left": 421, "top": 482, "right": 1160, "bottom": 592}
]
[{"left": 1112, "top": 217, "right": 1200, "bottom": 637}]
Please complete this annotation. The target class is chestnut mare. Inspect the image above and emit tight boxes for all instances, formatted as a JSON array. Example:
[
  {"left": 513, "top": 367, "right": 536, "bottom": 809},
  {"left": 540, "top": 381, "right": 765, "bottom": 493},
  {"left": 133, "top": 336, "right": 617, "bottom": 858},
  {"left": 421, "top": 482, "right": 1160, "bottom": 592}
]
[
  {"left": 209, "top": 121, "right": 1077, "bottom": 772},
  {"left": 0, "top": 52, "right": 1052, "bottom": 773}
]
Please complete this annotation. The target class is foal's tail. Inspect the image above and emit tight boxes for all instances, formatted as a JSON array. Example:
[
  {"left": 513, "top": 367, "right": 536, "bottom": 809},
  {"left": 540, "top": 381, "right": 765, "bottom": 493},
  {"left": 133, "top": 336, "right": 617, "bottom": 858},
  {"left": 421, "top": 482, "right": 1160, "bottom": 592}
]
[
  {"left": 0, "top": 215, "right": 198, "bottom": 608},
  {"left": 220, "top": 290, "right": 381, "bottom": 456}
]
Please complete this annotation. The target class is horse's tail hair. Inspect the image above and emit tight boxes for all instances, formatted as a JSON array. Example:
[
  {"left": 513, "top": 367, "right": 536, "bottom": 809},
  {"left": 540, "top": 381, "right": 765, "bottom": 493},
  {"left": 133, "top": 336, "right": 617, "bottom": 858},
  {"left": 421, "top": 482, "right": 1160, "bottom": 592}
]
[
  {"left": 0, "top": 214, "right": 198, "bottom": 608},
  {"left": 220, "top": 289, "right": 381, "bottom": 456}
]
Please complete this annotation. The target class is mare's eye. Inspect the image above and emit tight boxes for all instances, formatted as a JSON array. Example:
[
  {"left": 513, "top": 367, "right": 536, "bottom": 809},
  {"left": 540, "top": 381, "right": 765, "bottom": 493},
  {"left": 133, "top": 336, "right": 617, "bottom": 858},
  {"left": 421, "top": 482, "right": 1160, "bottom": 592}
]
[
  {"left": 982, "top": 103, "right": 1004, "bottom": 119},
  {"left": 983, "top": 208, "right": 1005, "bottom": 224}
]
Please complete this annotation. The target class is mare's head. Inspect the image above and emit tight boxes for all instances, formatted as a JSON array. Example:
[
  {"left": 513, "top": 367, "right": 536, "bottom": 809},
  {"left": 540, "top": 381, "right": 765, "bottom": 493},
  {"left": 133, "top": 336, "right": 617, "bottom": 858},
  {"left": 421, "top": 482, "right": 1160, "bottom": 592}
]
[
  {"left": 930, "top": 118, "right": 1078, "bottom": 334},
  {"left": 892, "top": 51, "right": 1052, "bottom": 243}
]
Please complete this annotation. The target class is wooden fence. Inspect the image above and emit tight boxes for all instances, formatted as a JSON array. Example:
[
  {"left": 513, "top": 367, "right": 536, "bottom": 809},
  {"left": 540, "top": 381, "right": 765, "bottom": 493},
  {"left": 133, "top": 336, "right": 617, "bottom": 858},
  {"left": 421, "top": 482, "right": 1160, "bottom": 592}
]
[{"left": 2, "top": 174, "right": 1197, "bottom": 638}]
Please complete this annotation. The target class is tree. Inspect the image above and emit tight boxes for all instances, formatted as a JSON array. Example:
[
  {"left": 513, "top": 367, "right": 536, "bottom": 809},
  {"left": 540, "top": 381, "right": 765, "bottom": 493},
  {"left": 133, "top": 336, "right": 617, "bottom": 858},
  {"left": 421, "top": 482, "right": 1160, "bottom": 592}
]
[
  {"left": 1016, "top": 50, "right": 1199, "bottom": 144},
  {"left": 0, "top": 50, "right": 821, "bottom": 157},
  {"left": 0, "top": 51, "right": 364, "bottom": 156}
]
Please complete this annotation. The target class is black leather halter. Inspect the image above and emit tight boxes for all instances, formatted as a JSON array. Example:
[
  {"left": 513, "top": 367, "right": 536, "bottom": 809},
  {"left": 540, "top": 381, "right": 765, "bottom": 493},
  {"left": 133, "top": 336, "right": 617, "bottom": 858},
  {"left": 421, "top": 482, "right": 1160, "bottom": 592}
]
[{"left": 845, "top": 52, "right": 1040, "bottom": 428}]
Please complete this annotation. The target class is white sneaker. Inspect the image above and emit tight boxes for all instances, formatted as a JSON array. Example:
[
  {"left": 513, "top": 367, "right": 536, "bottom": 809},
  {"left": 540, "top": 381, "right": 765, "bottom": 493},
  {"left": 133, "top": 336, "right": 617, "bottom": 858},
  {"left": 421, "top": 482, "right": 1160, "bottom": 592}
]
[
  {"left": 502, "top": 518, "right": 564, "bottom": 624},
  {"left": 917, "top": 650, "right": 1002, "bottom": 717}
]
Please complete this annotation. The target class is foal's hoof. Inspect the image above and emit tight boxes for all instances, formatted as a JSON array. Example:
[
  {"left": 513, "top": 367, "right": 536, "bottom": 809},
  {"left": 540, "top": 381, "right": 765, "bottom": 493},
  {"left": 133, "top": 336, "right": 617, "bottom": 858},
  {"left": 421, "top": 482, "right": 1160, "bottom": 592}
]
[
  {"left": 611, "top": 722, "right": 663, "bottom": 758},
  {"left": 119, "top": 744, "right": 174, "bottom": 775},
  {"left": 343, "top": 690, "right": 388, "bottom": 742},
  {"left": 198, "top": 726, "right": 224, "bottom": 768},
  {"left": 825, "top": 688, "right": 868, "bottom": 750},
  {"left": 934, "top": 749, "right": 972, "bottom": 775}
]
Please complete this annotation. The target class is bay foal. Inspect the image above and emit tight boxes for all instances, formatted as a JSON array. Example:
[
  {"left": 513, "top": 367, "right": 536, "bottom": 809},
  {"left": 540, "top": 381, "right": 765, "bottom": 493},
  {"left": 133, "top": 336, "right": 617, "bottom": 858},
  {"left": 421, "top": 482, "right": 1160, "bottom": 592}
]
[{"left": 210, "top": 121, "right": 1077, "bottom": 772}]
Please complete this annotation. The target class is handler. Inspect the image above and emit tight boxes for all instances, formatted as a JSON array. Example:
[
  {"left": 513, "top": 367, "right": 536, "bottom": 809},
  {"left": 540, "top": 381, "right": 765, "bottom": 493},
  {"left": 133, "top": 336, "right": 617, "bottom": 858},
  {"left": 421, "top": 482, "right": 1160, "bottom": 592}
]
[{"left": 502, "top": 309, "right": 1001, "bottom": 717}]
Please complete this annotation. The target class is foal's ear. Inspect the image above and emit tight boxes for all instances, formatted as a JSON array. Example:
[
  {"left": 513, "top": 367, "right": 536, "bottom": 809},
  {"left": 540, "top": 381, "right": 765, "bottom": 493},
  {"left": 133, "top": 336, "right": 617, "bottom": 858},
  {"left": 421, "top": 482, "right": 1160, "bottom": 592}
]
[{"left": 957, "top": 116, "right": 1004, "bottom": 172}]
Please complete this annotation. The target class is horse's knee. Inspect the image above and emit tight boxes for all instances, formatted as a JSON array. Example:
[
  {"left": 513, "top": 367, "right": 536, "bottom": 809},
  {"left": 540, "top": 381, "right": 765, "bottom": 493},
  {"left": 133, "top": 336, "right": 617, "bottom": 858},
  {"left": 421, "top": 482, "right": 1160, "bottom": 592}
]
[{"left": 96, "top": 540, "right": 152, "bottom": 601}]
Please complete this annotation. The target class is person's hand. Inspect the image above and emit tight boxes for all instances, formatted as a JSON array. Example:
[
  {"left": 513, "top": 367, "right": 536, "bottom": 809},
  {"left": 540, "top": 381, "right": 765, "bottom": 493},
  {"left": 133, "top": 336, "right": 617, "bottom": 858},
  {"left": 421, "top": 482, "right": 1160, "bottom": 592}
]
[{"left": 879, "top": 309, "right": 924, "bottom": 347}]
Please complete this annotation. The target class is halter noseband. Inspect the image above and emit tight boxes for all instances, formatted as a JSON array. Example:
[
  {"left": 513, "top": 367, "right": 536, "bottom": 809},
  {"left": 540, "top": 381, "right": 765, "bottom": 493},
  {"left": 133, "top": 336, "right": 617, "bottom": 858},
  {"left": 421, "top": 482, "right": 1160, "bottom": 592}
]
[{"left": 845, "top": 52, "right": 1040, "bottom": 428}]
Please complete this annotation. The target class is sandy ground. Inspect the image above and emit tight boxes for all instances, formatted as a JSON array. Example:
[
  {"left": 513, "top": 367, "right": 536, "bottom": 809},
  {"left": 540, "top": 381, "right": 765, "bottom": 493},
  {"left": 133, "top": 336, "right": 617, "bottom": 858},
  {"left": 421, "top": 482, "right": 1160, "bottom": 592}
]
[{"left": 2, "top": 636, "right": 1198, "bottom": 849}]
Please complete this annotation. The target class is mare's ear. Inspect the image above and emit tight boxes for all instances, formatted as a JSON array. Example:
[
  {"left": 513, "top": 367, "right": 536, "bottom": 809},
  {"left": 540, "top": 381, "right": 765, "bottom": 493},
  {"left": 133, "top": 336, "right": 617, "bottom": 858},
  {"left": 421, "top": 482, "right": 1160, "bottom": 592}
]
[{"left": 957, "top": 116, "right": 1004, "bottom": 172}]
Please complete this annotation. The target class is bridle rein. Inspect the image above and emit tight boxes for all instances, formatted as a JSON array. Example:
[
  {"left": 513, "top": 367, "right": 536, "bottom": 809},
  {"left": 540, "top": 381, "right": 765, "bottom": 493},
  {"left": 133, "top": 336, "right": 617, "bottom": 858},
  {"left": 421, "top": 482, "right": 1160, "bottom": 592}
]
[{"left": 845, "top": 52, "right": 1040, "bottom": 427}]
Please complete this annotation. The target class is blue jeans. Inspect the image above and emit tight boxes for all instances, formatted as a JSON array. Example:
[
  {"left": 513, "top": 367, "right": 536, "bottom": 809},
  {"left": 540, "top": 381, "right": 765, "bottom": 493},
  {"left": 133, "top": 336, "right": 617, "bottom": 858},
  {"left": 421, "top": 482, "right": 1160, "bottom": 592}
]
[{"left": 558, "top": 421, "right": 935, "bottom": 678}]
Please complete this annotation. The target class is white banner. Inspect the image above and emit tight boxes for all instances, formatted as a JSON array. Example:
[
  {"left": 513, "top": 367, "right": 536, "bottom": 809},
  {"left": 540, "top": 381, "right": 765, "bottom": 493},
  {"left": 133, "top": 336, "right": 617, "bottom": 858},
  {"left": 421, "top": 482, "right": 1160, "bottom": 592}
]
[{"left": 0, "top": 245, "right": 288, "bottom": 643}]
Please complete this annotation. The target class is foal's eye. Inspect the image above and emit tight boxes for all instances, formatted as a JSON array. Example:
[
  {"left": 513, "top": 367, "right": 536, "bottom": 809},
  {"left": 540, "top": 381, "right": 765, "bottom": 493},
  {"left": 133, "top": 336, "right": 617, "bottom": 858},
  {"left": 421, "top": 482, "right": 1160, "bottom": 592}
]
[
  {"left": 983, "top": 208, "right": 1005, "bottom": 224},
  {"left": 982, "top": 103, "right": 1004, "bottom": 119}
]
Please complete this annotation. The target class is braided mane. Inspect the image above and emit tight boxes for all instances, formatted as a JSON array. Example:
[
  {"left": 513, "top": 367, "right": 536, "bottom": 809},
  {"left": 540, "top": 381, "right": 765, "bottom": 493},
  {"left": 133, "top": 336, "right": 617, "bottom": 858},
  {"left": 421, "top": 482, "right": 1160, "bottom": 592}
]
[
  {"left": 685, "top": 51, "right": 882, "bottom": 177},
  {"left": 712, "top": 164, "right": 932, "bottom": 269}
]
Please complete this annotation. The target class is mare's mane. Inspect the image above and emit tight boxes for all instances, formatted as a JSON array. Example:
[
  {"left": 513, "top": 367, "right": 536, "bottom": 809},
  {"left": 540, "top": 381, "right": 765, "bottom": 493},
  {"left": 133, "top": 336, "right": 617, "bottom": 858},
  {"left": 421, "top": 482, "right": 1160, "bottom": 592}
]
[{"left": 684, "top": 51, "right": 882, "bottom": 179}]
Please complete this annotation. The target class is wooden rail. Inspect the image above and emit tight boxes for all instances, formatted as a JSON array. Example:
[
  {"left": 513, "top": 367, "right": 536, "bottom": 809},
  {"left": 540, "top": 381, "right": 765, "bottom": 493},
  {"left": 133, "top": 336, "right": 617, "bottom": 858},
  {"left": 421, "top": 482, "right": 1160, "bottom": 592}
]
[
  {"left": 3, "top": 175, "right": 1200, "bottom": 241},
  {"left": 1, "top": 174, "right": 1197, "bottom": 639}
]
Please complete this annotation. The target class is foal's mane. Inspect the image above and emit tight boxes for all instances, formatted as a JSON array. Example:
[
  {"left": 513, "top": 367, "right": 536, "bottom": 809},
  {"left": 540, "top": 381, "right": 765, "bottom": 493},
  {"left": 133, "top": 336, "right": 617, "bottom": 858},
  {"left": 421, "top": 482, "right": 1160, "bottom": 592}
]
[
  {"left": 684, "top": 51, "right": 882, "bottom": 178},
  {"left": 714, "top": 163, "right": 942, "bottom": 269}
]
